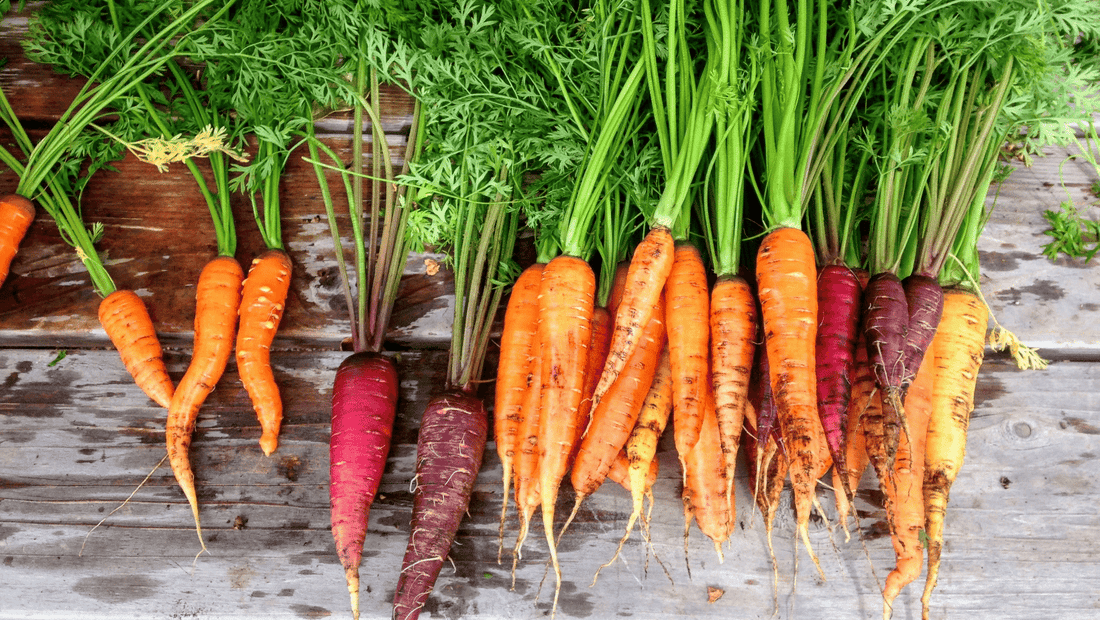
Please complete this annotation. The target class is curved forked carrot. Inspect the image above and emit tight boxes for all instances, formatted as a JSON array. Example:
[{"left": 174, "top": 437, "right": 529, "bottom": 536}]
[
  {"left": 710, "top": 275, "right": 757, "bottom": 519},
  {"left": 98, "top": 289, "right": 175, "bottom": 408},
  {"left": 237, "top": 249, "right": 293, "bottom": 456},
  {"left": 883, "top": 341, "right": 934, "bottom": 619},
  {"left": 535, "top": 254, "right": 594, "bottom": 615},
  {"left": 493, "top": 263, "right": 544, "bottom": 563},
  {"left": 666, "top": 242, "right": 711, "bottom": 458},
  {"left": 592, "top": 226, "right": 674, "bottom": 411},
  {"left": 166, "top": 256, "right": 244, "bottom": 550},
  {"left": 682, "top": 385, "right": 730, "bottom": 564},
  {"left": 921, "top": 289, "right": 987, "bottom": 620},
  {"left": 755, "top": 226, "right": 823, "bottom": 574},
  {"left": 0, "top": 194, "right": 35, "bottom": 287},
  {"left": 563, "top": 297, "right": 665, "bottom": 534}
]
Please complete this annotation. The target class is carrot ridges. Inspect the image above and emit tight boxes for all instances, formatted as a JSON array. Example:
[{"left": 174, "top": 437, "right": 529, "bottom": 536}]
[
  {"left": 0, "top": 194, "right": 35, "bottom": 287},
  {"left": 815, "top": 265, "right": 862, "bottom": 499},
  {"left": 666, "top": 242, "right": 711, "bottom": 458},
  {"left": 237, "top": 248, "right": 293, "bottom": 456},
  {"left": 98, "top": 289, "right": 175, "bottom": 408},
  {"left": 166, "top": 255, "right": 244, "bottom": 550}
]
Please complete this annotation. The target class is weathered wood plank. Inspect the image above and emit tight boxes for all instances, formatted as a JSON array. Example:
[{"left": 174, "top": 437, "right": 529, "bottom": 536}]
[{"left": 2, "top": 348, "right": 1098, "bottom": 620}]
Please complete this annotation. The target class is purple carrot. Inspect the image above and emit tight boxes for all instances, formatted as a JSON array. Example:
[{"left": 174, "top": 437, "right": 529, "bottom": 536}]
[
  {"left": 901, "top": 273, "right": 944, "bottom": 389},
  {"left": 393, "top": 389, "right": 488, "bottom": 620},
  {"left": 861, "top": 272, "right": 909, "bottom": 480},
  {"left": 329, "top": 352, "right": 400, "bottom": 620},
  {"left": 815, "top": 264, "right": 863, "bottom": 499}
]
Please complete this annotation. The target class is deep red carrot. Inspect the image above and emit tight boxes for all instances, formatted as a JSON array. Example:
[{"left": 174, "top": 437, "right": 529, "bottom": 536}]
[
  {"left": 0, "top": 195, "right": 34, "bottom": 287},
  {"left": 901, "top": 273, "right": 944, "bottom": 389},
  {"left": 393, "top": 390, "right": 487, "bottom": 620},
  {"left": 815, "top": 264, "right": 863, "bottom": 500},
  {"left": 236, "top": 248, "right": 293, "bottom": 456},
  {"left": 862, "top": 271, "right": 909, "bottom": 478},
  {"left": 330, "top": 352, "right": 399, "bottom": 620},
  {"left": 98, "top": 289, "right": 175, "bottom": 408},
  {"left": 166, "top": 255, "right": 244, "bottom": 551},
  {"left": 493, "top": 263, "right": 544, "bottom": 561}
]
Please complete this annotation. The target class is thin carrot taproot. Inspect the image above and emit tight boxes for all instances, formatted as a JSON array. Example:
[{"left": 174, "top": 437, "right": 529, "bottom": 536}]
[
  {"left": 921, "top": 289, "right": 987, "bottom": 619},
  {"left": 755, "top": 226, "right": 824, "bottom": 573},
  {"left": 98, "top": 289, "right": 174, "bottom": 409},
  {"left": 0, "top": 194, "right": 34, "bottom": 287},
  {"left": 493, "top": 262, "right": 544, "bottom": 562},
  {"left": 237, "top": 248, "right": 293, "bottom": 456},
  {"left": 166, "top": 255, "right": 244, "bottom": 550},
  {"left": 883, "top": 338, "right": 934, "bottom": 619}
]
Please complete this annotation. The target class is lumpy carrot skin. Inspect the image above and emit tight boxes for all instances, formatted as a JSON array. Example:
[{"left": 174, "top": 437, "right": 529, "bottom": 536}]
[
  {"left": 592, "top": 226, "right": 674, "bottom": 411},
  {"left": 901, "top": 274, "right": 943, "bottom": 389},
  {"left": 921, "top": 289, "right": 987, "bottom": 619},
  {"left": 816, "top": 264, "right": 863, "bottom": 492},
  {"left": 236, "top": 249, "right": 293, "bottom": 456},
  {"left": 493, "top": 263, "right": 543, "bottom": 551},
  {"left": 666, "top": 242, "right": 711, "bottom": 458},
  {"left": 682, "top": 387, "right": 730, "bottom": 559},
  {"left": 394, "top": 389, "right": 487, "bottom": 620},
  {"left": 535, "top": 255, "right": 594, "bottom": 608},
  {"left": 98, "top": 290, "right": 174, "bottom": 408},
  {"left": 166, "top": 256, "right": 244, "bottom": 549},
  {"left": 834, "top": 332, "right": 874, "bottom": 532},
  {"left": 570, "top": 298, "right": 664, "bottom": 499},
  {"left": 0, "top": 195, "right": 34, "bottom": 281},
  {"left": 862, "top": 272, "right": 909, "bottom": 479},
  {"left": 883, "top": 342, "right": 934, "bottom": 619},
  {"left": 607, "top": 448, "right": 658, "bottom": 493},
  {"left": 626, "top": 347, "right": 672, "bottom": 527},
  {"left": 330, "top": 351, "right": 399, "bottom": 620},
  {"left": 755, "top": 227, "right": 822, "bottom": 562},
  {"left": 710, "top": 275, "right": 757, "bottom": 515},
  {"left": 0, "top": 195, "right": 35, "bottom": 287}
]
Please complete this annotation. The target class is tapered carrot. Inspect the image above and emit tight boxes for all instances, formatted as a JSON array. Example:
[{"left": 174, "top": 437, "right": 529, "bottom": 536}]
[
  {"left": 682, "top": 386, "right": 730, "bottom": 563},
  {"left": 0, "top": 195, "right": 35, "bottom": 287},
  {"left": 592, "top": 226, "right": 674, "bottom": 410},
  {"left": 605, "top": 447, "right": 659, "bottom": 494},
  {"left": 98, "top": 290, "right": 175, "bottom": 408},
  {"left": 921, "top": 289, "right": 988, "bottom": 619},
  {"left": 833, "top": 330, "right": 874, "bottom": 538},
  {"left": 563, "top": 297, "right": 664, "bottom": 533},
  {"left": 883, "top": 340, "right": 934, "bottom": 619},
  {"left": 237, "top": 249, "right": 293, "bottom": 456},
  {"left": 510, "top": 334, "right": 542, "bottom": 577},
  {"left": 755, "top": 226, "right": 823, "bottom": 573},
  {"left": 710, "top": 275, "right": 757, "bottom": 520},
  {"left": 535, "top": 254, "right": 594, "bottom": 612},
  {"left": 666, "top": 242, "right": 711, "bottom": 458},
  {"left": 573, "top": 305, "right": 614, "bottom": 467},
  {"left": 166, "top": 256, "right": 244, "bottom": 550},
  {"left": 493, "top": 263, "right": 543, "bottom": 561}
]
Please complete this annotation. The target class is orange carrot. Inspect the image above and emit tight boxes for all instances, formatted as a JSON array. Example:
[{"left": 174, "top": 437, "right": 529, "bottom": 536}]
[
  {"left": 833, "top": 331, "right": 874, "bottom": 538},
  {"left": 710, "top": 274, "right": 757, "bottom": 521},
  {"left": 563, "top": 297, "right": 665, "bottom": 531},
  {"left": 682, "top": 386, "right": 731, "bottom": 562},
  {"left": 572, "top": 305, "right": 615, "bottom": 467},
  {"left": 755, "top": 226, "right": 823, "bottom": 572},
  {"left": 606, "top": 259, "right": 631, "bottom": 316},
  {"left": 236, "top": 249, "right": 293, "bottom": 456},
  {"left": 535, "top": 254, "right": 595, "bottom": 610},
  {"left": 666, "top": 243, "right": 711, "bottom": 458},
  {"left": 592, "top": 226, "right": 675, "bottom": 411},
  {"left": 493, "top": 263, "right": 544, "bottom": 561},
  {"left": 921, "top": 289, "right": 988, "bottom": 619},
  {"left": 98, "top": 289, "right": 175, "bottom": 408},
  {"left": 510, "top": 333, "right": 542, "bottom": 579},
  {"left": 606, "top": 447, "right": 659, "bottom": 494},
  {"left": 883, "top": 339, "right": 934, "bottom": 619},
  {"left": 166, "top": 256, "right": 244, "bottom": 550},
  {"left": 0, "top": 194, "right": 34, "bottom": 287}
]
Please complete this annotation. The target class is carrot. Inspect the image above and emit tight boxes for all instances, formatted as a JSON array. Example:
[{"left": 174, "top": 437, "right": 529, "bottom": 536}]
[
  {"left": 681, "top": 386, "right": 731, "bottom": 563},
  {"left": 535, "top": 254, "right": 595, "bottom": 613},
  {"left": 236, "top": 248, "right": 293, "bottom": 456},
  {"left": 591, "top": 226, "right": 674, "bottom": 411},
  {"left": 393, "top": 390, "right": 487, "bottom": 620},
  {"left": 572, "top": 305, "right": 615, "bottom": 468},
  {"left": 0, "top": 194, "right": 34, "bottom": 287},
  {"left": 883, "top": 339, "right": 934, "bottom": 619},
  {"left": 921, "top": 289, "right": 987, "bottom": 619},
  {"left": 564, "top": 296, "right": 664, "bottom": 527},
  {"left": 510, "top": 335, "right": 543, "bottom": 575},
  {"left": 493, "top": 262, "right": 544, "bottom": 561},
  {"left": 666, "top": 242, "right": 711, "bottom": 458},
  {"left": 833, "top": 330, "right": 874, "bottom": 538},
  {"left": 98, "top": 290, "right": 175, "bottom": 409},
  {"left": 755, "top": 226, "right": 824, "bottom": 572},
  {"left": 330, "top": 351, "right": 399, "bottom": 620},
  {"left": 862, "top": 271, "right": 910, "bottom": 478},
  {"left": 165, "top": 255, "right": 244, "bottom": 551},
  {"left": 709, "top": 274, "right": 757, "bottom": 520}
]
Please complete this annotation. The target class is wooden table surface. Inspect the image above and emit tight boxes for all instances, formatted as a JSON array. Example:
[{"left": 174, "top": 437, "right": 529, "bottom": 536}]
[{"left": 2, "top": 7, "right": 1100, "bottom": 620}]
